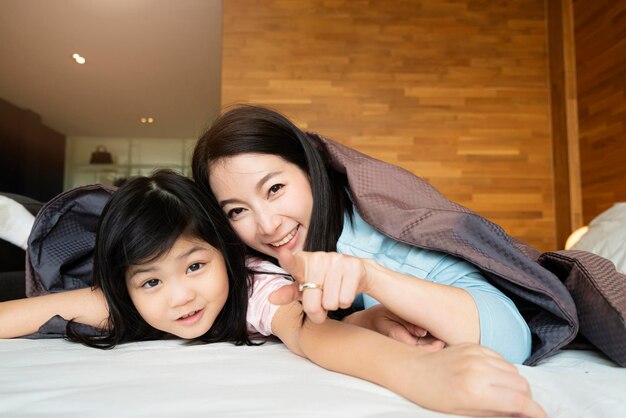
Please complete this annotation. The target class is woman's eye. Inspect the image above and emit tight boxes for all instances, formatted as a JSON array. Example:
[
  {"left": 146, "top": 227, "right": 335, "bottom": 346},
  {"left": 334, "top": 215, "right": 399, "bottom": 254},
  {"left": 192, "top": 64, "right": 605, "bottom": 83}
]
[
  {"left": 268, "top": 184, "right": 284, "bottom": 195},
  {"left": 227, "top": 207, "right": 245, "bottom": 218},
  {"left": 187, "top": 262, "right": 205, "bottom": 273},
  {"left": 141, "top": 279, "right": 160, "bottom": 289}
]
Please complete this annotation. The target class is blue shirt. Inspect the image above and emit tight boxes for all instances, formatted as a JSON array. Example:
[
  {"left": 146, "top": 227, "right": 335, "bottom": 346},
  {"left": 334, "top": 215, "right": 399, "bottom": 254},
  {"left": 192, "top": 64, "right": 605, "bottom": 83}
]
[{"left": 337, "top": 210, "right": 532, "bottom": 364}]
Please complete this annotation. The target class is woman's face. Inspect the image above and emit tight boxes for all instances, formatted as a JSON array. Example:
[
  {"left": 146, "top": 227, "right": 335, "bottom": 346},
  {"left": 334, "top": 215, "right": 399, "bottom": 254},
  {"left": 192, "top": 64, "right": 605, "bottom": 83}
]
[
  {"left": 209, "top": 153, "right": 314, "bottom": 259},
  {"left": 125, "top": 235, "right": 229, "bottom": 339}
]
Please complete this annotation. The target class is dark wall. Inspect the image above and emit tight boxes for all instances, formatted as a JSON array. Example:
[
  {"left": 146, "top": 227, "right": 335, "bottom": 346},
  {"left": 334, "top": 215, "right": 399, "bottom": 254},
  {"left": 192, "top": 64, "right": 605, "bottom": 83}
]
[{"left": 0, "top": 98, "right": 65, "bottom": 202}]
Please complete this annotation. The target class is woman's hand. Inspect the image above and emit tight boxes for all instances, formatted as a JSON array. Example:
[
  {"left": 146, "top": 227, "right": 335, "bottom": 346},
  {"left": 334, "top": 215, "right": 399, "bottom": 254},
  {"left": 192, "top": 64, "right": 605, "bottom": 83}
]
[
  {"left": 404, "top": 344, "right": 546, "bottom": 418},
  {"left": 270, "top": 249, "right": 481, "bottom": 346},
  {"left": 343, "top": 305, "right": 445, "bottom": 351},
  {"left": 269, "top": 249, "right": 370, "bottom": 324}
]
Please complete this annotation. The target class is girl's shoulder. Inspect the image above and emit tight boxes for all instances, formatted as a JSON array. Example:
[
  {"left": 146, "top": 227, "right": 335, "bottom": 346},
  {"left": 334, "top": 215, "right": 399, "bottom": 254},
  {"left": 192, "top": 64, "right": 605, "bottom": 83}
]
[{"left": 245, "top": 256, "right": 289, "bottom": 275}]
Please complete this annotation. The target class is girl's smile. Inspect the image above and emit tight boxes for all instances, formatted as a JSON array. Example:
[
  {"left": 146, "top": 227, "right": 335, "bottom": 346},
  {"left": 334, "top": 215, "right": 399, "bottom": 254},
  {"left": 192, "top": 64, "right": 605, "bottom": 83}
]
[
  {"left": 176, "top": 308, "right": 204, "bottom": 324},
  {"left": 209, "top": 153, "right": 314, "bottom": 259}
]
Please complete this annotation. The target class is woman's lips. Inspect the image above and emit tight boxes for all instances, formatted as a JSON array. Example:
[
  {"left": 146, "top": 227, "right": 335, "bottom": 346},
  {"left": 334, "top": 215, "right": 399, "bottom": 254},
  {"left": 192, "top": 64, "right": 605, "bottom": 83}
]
[{"left": 269, "top": 226, "right": 300, "bottom": 250}]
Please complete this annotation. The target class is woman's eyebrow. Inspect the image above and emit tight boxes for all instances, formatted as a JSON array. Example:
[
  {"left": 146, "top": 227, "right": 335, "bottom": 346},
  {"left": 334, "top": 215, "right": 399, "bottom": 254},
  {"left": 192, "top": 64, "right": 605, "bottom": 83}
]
[
  {"left": 218, "top": 171, "right": 282, "bottom": 207},
  {"left": 255, "top": 171, "right": 281, "bottom": 192}
]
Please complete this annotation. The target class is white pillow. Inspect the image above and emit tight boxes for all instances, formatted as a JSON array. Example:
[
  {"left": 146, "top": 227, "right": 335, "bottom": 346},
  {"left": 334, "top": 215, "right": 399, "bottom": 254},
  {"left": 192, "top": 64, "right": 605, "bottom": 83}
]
[
  {"left": 0, "top": 195, "right": 35, "bottom": 249},
  {"left": 572, "top": 203, "right": 626, "bottom": 274}
]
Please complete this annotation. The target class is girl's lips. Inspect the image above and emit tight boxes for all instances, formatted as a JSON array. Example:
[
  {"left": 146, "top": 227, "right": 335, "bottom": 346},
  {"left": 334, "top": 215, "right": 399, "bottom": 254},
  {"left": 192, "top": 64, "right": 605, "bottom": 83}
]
[{"left": 176, "top": 308, "right": 204, "bottom": 325}]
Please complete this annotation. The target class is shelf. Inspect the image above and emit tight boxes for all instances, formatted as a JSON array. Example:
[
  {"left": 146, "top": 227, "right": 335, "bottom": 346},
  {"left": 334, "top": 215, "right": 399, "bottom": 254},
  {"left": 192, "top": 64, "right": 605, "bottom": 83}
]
[{"left": 64, "top": 137, "right": 196, "bottom": 190}]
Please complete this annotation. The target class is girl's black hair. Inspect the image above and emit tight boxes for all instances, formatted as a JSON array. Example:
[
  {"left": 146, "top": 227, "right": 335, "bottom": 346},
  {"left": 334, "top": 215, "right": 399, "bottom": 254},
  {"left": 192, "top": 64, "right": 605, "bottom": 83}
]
[
  {"left": 66, "top": 170, "right": 253, "bottom": 349},
  {"left": 192, "top": 105, "right": 353, "bottom": 255}
]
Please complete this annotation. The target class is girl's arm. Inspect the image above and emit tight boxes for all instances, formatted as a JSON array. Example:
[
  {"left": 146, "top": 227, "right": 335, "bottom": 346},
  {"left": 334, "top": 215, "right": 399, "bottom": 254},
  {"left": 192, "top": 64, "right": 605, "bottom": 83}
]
[
  {"left": 0, "top": 287, "right": 109, "bottom": 338},
  {"left": 271, "top": 301, "right": 545, "bottom": 418}
]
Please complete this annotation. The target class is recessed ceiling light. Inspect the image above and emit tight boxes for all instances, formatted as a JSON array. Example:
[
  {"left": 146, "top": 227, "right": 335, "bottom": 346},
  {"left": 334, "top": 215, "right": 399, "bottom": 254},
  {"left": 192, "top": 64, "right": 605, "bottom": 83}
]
[
  {"left": 140, "top": 117, "right": 155, "bottom": 124},
  {"left": 72, "top": 53, "right": 86, "bottom": 64}
]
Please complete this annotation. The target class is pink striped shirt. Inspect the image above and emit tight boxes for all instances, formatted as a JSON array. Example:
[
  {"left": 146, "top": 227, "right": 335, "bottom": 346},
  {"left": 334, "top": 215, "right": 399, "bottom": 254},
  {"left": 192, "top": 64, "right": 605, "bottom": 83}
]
[{"left": 245, "top": 256, "right": 294, "bottom": 336}]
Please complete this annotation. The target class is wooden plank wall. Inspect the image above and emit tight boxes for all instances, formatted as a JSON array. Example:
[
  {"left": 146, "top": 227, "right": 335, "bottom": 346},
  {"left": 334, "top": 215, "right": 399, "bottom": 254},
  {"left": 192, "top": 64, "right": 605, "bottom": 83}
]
[
  {"left": 547, "top": 0, "right": 583, "bottom": 249},
  {"left": 573, "top": 0, "right": 626, "bottom": 224},
  {"left": 222, "top": 0, "right": 556, "bottom": 251}
]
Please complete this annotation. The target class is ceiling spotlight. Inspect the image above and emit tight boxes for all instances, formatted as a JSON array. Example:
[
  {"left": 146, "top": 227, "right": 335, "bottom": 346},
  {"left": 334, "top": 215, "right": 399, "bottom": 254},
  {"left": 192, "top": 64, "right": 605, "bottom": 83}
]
[
  {"left": 72, "top": 53, "right": 86, "bottom": 64},
  {"left": 140, "top": 117, "right": 147, "bottom": 123},
  {"left": 147, "top": 117, "right": 154, "bottom": 123},
  {"left": 140, "top": 117, "right": 155, "bottom": 124}
]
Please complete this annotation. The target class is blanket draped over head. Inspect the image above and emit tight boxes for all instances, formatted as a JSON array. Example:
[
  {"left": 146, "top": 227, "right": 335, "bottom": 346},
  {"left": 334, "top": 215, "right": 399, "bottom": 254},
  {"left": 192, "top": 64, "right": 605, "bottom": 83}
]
[
  {"left": 25, "top": 135, "right": 626, "bottom": 366},
  {"left": 310, "top": 134, "right": 626, "bottom": 367}
]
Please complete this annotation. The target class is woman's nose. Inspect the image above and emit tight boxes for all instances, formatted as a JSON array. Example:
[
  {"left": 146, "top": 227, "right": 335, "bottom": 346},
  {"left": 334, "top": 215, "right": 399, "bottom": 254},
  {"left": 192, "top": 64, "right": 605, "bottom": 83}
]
[{"left": 256, "top": 209, "right": 281, "bottom": 235}]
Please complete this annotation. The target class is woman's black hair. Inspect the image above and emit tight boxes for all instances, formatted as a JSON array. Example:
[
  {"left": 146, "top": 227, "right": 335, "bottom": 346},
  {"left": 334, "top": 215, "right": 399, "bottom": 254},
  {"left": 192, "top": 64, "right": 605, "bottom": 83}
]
[
  {"left": 192, "top": 105, "right": 353, "bottom": 255},
  {"left": 66, "top": 170, "right": 252, "bottom": 349}
]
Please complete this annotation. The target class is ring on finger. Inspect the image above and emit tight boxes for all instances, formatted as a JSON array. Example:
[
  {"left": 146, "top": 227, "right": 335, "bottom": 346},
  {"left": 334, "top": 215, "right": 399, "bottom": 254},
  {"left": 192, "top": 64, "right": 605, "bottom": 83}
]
[{"left": 298, "top": 282, "right": 323, "bottom": 291}]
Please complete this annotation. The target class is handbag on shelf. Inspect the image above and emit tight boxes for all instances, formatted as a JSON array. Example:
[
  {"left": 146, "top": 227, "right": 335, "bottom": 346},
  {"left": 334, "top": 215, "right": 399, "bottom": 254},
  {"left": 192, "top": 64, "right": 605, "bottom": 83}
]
[{"left": 89, "top": 145, "right": 113, "bottom": 164}]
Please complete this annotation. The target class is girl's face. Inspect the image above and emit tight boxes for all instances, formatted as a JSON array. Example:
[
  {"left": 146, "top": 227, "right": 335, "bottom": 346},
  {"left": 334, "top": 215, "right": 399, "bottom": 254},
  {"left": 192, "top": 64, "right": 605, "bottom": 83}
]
[
  {"left": 209, "top": 153, "right": 314, "bottom": 259},
  {"left": 125, "top": 235, "right": 229, "bottom": 339}
]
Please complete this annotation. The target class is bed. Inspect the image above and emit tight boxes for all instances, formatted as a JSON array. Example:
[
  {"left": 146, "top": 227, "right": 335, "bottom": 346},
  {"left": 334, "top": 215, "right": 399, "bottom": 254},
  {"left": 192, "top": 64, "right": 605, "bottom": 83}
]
[
  {"left": 1, "top": 198, "right": 625, "bottom": 417},
  {"left": 1, "top": 338, "right": 625, "bottom": 417}
]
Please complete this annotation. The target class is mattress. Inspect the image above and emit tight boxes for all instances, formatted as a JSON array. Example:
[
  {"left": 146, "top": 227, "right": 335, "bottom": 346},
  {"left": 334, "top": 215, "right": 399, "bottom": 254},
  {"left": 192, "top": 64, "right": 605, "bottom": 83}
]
[{"left": 1, "top": 338, "right": 624, "bottom": 417}]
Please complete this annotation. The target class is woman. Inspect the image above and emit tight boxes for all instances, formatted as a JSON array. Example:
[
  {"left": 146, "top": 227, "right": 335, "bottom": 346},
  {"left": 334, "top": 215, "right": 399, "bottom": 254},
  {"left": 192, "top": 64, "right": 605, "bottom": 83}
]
[{"left": 192, "top": 105, "right": 532, "bottom": 364}]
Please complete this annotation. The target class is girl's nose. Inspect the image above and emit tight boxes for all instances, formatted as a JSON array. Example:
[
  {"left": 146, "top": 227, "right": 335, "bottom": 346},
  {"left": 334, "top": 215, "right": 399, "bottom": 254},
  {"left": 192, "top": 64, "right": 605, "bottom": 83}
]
[{"left": 169, "top": 279, "right": 195, "bottom": 307}]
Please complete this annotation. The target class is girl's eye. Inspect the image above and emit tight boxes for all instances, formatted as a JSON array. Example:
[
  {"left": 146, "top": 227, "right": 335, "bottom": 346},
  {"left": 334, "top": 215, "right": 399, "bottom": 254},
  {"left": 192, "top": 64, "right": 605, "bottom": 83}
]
[
  {"left": 268, "top": 184, "right": 284, "bottom": 196},
  {"left": 187, "top": 262, "right": 205, "bottom": 273},
  {"left": 227, "top": 207, "right": 245, "bottom": 219},
  {"left": 141, "top": 279, "right": 161, "bottom": 289}
]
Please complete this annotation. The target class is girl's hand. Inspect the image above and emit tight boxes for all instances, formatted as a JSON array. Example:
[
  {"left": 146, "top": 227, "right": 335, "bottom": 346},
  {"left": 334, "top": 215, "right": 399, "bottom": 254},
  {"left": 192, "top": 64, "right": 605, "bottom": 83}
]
[
  {"left": 343, "top": 305, "right": 445, "bottom": 351},
  {"left": 269, "top": 249, "right": 371, "bottom": 324}
]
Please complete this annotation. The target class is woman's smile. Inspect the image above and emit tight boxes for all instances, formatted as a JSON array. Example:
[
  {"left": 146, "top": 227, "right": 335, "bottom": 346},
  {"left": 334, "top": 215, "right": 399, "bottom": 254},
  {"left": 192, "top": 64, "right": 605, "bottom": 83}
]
[{"left": 269, "top": 225, "right": 300, "bottom": 248}]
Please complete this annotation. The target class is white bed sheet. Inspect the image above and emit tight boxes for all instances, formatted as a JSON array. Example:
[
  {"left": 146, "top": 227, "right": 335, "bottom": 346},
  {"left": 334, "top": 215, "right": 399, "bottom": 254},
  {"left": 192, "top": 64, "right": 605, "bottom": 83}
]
[{"left": 1, "top": 339, "right": 624, "bottom": 418}]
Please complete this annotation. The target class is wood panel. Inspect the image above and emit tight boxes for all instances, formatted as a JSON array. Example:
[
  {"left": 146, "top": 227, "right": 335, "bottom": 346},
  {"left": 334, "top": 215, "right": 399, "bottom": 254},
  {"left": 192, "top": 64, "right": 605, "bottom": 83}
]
[
  {"left": 547, "top": 0, "right": 583, "bottom": 249},
  {"left": 222, "top": 0, "right": 556, "bottom": 251},
  {"left": 573, "top": 0, "right": 626, "bottom": 224}
]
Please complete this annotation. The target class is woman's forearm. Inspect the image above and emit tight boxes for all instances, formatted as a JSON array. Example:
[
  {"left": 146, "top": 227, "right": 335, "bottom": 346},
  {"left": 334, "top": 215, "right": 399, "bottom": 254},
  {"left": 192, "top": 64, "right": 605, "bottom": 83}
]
[
  {"left": 270, "top": 302, "right": 544, "bottom": 418},
  {"left": 363, "top": 260, "right": 480, "bottom": 345},
  {"left": 0, "top": 287, "right": 109, "bottom": 338}
]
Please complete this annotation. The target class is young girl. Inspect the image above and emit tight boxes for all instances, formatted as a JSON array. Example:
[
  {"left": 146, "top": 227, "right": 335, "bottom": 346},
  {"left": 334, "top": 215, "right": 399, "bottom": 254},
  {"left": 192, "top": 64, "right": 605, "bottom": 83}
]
[
  {"left": 192, "top": 105, "right": 532, "bottom": 364},
  {"left": 0, "top": 170, "right": 545, "bottom": 418}
]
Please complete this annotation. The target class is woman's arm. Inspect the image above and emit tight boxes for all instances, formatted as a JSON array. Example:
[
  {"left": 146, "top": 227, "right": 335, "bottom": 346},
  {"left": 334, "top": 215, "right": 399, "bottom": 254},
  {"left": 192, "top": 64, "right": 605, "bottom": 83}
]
[
  {"left": 271, "top": 301, "right": 545, "bottom": 418},
  {"left": 0, "top": 287, "right": 109, "bottom": 338},
  {"left": 273, "top": 250, "right": 479, "bottom": 345},
  {"left": 362, "top": 258, "right": 479, "bottom": 345}
]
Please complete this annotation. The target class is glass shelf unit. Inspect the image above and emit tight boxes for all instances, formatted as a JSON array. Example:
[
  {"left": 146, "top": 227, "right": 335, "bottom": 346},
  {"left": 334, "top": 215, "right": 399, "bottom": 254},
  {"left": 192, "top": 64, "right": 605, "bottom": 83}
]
[{"left": 64, "top": 137, "right": 197, "bottom": 190}]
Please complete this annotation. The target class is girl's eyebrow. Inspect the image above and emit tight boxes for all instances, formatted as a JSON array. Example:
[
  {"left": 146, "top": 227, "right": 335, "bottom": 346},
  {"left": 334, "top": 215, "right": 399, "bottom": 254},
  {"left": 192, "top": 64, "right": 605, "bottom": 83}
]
[
  {"left": 218, "top": 171, "right": 282, "bottom": 207},
  {"left": 128, "top": 265, "right": 157, "bottom": 282},
  {"left": 175, "top": 246, "right": 208, "bottom": 261},
  {"left": 127, "top": 246, "right": 208, "bottom": 281}
]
